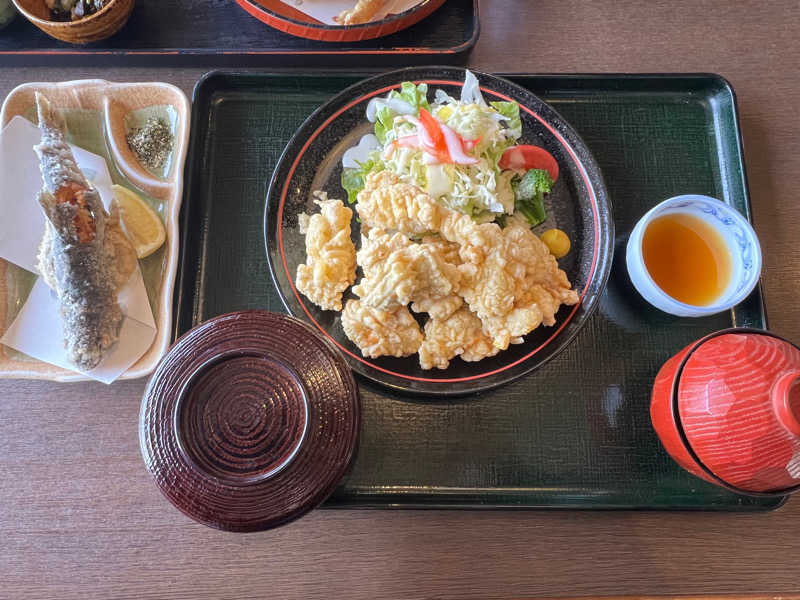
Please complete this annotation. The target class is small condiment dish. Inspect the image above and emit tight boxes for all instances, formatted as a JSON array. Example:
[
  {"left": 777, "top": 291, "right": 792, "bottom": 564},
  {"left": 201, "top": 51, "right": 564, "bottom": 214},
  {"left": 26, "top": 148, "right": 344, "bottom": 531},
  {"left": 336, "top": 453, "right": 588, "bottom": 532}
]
[
  {"left": 12, "top": 0, "right": 133, "bottom": 44},
  {"left": 626, "top": 194, "right": 761, "bottom": 317}
]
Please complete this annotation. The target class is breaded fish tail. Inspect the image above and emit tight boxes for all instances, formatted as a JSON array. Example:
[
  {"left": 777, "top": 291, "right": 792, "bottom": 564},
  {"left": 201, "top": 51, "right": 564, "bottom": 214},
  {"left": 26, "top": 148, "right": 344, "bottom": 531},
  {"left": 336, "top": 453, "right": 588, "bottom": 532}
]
[{"left": 34, "top": 92, "right": 123, "bottom": 370}]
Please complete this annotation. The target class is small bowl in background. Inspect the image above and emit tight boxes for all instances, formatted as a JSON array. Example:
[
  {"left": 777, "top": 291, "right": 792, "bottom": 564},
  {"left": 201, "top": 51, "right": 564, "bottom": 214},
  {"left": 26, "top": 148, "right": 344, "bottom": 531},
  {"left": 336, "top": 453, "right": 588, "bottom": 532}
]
[
  {"left": 626, "top": 194, "right": 761, "bottom": 317},
  {"left": 0, "top": 0, "right": 17, "bottom": 30},
  {"left": 11, "top": 0, "right": 133, "bottom": 44}
]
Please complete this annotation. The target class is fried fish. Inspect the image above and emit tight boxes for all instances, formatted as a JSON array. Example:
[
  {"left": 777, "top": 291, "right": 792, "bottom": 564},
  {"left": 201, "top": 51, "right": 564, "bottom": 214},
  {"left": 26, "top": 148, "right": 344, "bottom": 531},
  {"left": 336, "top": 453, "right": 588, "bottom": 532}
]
[{"left": 34, "top": 92, "right": 135, "bottom": 370}]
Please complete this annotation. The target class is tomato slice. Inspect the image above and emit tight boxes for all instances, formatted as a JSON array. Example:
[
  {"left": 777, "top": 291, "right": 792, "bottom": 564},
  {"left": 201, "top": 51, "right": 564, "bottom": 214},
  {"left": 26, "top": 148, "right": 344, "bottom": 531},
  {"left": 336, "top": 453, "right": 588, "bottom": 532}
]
[{"left": 499, "top": 145, "right": 559, "bottom": 181}]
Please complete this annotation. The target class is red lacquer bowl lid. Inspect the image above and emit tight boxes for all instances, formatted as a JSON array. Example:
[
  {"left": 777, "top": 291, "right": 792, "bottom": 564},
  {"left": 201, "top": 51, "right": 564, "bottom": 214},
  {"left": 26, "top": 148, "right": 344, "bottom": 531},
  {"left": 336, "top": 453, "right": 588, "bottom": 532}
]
[{"left": 675, "top": 331, "right": 800, "bottom": 494}]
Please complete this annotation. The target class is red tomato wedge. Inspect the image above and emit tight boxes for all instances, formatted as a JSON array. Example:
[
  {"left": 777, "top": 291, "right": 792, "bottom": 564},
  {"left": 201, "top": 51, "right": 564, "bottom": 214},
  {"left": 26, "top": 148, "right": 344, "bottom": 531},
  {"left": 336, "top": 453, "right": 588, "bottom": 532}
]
[{"left": 499, "top": 145, "right": 559, "bottom": 181}]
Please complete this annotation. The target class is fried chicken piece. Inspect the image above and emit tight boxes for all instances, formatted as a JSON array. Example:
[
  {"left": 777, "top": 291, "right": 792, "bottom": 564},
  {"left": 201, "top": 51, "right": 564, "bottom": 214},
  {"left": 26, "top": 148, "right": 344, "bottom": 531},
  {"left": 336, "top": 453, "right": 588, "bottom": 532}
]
[
  {"left": 341, "top": 299, "right": 423, "bottom": 359},
  {"left": 418, "top": 307, "right": 499, "bottom": 370},
  {"left": 353, "top": 229, "right": 419, "bottom": 310},
  {"left": 407, "top": 235, "right": 464, "bottom": 320},
  {"left": 420, "top": 234, "right": 461, "bottom": 265},
  {"left": 334, "top": 0, "right": 384, "bottom": 25},
  {"left": 355, "top": 171, "right": 437, "bottom": 235},
  {"left": 356, "top": 228, "right": 412, "bottom": 272},
  {"left": 353, "top": 228, "right": 461, "bottom": 313},
  {"left": 356, "top": 171, "right": 501, "bottom": 264},
  {"left": 352, "top": 229, "right": 414, "bottom": 310},
  {"left": 459, "top": 222, "right": 579, "bottom": 350},
  {"left": 411, "top": 294, "right": 463, "bottom": 321},
  {"left": 404, "top": 242, "right": 461, "bottom": 305},
  {"left": 295, "top": 195, "right": 357, "bottom": 311}
]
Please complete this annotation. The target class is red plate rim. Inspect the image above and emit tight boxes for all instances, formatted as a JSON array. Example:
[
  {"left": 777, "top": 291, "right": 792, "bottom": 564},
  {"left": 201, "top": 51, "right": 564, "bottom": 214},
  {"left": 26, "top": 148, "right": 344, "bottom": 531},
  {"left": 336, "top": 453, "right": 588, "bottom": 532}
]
[{"left": 278, "top": 79, "right": 601, "bottom": 383}]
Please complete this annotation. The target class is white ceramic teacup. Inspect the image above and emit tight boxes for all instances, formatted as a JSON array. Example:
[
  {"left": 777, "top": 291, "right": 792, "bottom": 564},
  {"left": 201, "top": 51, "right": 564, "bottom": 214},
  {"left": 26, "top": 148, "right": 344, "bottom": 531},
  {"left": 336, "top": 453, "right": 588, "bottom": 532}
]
[{"left": 626, "top": 194, "right": 762, "bottom": 317}]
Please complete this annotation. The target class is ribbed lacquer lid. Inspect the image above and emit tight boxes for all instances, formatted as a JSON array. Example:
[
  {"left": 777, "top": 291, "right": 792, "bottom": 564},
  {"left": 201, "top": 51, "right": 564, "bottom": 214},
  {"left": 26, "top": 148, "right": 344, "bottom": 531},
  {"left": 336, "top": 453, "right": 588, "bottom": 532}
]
[
  {"left": 677, "top": 331, "right": 800, "bottom": 494},
  {"left": 140, "top": 310, "right": 360, "bottom": 531}
]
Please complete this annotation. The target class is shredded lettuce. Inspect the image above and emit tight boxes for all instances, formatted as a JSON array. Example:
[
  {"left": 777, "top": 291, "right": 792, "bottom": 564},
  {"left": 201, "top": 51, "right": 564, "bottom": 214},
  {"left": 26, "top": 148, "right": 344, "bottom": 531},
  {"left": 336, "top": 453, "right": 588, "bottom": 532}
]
[
  {"left": 446, "top": 105, "right": 496, "bottom": 152},
  {"left": 396, "top": 82, "right": 430, "bottom": 112},
  {"left": 374, "top": 105, "right": 394, "bottom": 144},
  {"left": 340, "top": 77, "right": 550, "bottom": 229},
  {"left": 373, "top": 83, "right": 430, "bottom": 144},
  {"left": 490, "top": 100, "right": 522, "bottom": 139},
  {"left": 341, "top": 153, "right": 383, "bottom": 204}
]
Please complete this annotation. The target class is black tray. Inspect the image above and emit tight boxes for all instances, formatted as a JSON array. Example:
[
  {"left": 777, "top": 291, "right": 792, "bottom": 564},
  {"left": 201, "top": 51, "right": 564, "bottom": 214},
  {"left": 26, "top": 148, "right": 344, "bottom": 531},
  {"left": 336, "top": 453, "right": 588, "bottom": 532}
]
[
  {"left": 0, "top": 0, "right": 478, "bottom": 67},
  {"left": 175, "top": 71, "right": 782, "bottom": 510}
]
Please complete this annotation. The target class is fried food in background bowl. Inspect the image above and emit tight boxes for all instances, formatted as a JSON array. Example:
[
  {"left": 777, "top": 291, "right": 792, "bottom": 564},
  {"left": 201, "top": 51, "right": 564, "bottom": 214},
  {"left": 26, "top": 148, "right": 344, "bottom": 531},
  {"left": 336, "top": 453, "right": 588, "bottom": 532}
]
[{"left": 236, "top": 0, "right": 445, "bottom": 42}]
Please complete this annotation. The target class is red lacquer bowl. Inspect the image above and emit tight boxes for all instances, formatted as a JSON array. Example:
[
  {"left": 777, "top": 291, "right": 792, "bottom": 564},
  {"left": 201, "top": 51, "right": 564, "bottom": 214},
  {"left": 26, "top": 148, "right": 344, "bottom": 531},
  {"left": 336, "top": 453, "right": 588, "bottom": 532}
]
[
  {"left": 235, "top": 0, "right": 446, "bottom": 42},
  {"left": 651, "top": 328, "right": 800, "bottom": 495}
]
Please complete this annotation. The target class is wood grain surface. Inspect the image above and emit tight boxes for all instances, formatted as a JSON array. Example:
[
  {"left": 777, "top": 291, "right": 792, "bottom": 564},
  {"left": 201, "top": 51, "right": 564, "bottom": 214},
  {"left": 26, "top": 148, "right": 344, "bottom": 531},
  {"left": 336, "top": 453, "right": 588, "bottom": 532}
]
[
  {"left": 532, "top": 597, "right": 800, "bottom": 600},
  {"left": 1, "top": 1, "right": 799, "bottom": 598},
  {"left": 534, "top": 597, "right": 800, "bottom": 600}
]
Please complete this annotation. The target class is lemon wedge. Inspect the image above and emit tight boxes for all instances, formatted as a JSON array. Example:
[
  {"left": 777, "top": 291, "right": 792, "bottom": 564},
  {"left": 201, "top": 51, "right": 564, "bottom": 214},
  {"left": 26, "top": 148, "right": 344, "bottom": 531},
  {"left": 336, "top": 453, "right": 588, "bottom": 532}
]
[{"left": 111, "top": 184, "right": 166, "bottom": 259}]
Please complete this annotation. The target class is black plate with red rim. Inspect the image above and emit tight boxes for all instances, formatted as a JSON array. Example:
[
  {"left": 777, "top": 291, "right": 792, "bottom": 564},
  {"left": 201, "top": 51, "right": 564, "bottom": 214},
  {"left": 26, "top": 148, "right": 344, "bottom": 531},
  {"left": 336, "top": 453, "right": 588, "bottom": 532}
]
[{"left": 265, "top": 66, "right": 613, "bottom": 395}]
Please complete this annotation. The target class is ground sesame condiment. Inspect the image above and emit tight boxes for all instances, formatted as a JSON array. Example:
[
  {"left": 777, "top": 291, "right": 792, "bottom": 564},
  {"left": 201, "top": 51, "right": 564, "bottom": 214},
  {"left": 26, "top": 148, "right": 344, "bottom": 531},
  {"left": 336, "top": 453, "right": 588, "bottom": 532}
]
[{"left": 126, "top": 118, "right": 173, "bottom": 173}]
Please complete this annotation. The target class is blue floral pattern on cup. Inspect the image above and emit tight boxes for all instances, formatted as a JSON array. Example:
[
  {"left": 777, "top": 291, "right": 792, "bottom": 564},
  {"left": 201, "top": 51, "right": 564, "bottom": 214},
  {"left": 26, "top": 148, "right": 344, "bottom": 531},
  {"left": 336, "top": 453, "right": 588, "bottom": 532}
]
[
  {"left": 626, "top": 194, "right": 762, "bottom": 317},
  {"left": 671, "top": 199, "right": 753, "bottom": 293}
]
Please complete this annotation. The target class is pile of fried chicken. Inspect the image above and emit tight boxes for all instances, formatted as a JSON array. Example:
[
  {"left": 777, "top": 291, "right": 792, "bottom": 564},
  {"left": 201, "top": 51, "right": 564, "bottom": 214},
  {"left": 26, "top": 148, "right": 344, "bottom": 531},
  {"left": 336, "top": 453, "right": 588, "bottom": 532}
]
[{"left": 295, "top": 171, "right": 578, "bottom": 370}]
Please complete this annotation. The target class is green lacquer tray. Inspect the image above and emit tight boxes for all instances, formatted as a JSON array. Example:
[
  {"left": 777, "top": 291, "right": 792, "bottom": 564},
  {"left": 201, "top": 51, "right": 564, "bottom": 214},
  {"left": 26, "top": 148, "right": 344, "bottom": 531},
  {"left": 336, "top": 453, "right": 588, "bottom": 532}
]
[{"left": 176, "top": 72, "right": 783, "bottom": 510}]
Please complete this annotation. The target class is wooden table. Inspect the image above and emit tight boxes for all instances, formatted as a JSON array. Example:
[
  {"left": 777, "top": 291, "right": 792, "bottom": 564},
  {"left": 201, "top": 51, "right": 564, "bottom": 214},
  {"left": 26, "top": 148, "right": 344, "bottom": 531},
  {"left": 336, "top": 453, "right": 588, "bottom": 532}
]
[{"left": 2, "top": 1, "right": 799, "bottom": 598}]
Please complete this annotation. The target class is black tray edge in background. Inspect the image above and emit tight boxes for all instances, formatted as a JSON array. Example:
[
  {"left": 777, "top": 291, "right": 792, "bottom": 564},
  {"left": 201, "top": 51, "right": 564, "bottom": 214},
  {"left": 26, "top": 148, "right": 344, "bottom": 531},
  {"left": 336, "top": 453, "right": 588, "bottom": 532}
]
[
  {"left": 0, "top": 0, "right": 478, "bottom": 67},
  {"left": 174, "top": 72, "right": 782, "bottom": 511},
  {"left": 321, "top": 491, "right": 787, "bottom": 511}
]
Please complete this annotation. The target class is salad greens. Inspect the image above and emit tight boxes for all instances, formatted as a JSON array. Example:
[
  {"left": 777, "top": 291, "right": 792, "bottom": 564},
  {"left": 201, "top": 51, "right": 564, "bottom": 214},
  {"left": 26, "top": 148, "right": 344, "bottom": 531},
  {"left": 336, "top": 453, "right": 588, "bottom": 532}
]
[
  {"left": 513, "top": 168, "right": 553, "bottom": 227},
  {"left": 342, "top": 156, "right": 383, "bottom": 205},
  {"left": 374, "top": 82, "right": 430, "bottom": 144},
  {"left": 341, "top": 71, "right": 555, "bottom": 228}
]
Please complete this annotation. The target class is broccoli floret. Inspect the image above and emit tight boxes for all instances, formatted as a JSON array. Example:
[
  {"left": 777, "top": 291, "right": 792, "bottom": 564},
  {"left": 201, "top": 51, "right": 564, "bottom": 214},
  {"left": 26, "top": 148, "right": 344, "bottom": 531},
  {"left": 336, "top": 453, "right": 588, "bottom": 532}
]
[{"left": 513, "top": 168, "right": 553, "bottom": 227}]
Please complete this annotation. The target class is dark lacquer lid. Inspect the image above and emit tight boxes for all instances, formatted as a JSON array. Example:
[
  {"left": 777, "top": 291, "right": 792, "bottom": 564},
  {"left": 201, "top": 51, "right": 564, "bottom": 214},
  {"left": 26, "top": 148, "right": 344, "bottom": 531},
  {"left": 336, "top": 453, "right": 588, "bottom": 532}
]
[{"left": 139, "top": 310, "right": 360, "bottom": 532}]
